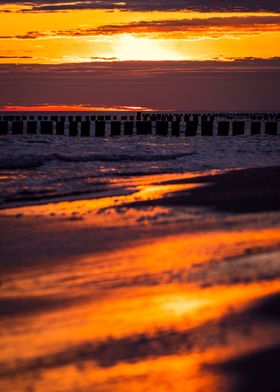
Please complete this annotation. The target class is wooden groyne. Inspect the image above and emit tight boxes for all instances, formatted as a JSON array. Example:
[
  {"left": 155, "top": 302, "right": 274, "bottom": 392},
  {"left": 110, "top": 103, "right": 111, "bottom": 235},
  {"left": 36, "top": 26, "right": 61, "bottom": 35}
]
[{"left": 0, "top": 112, "right": 279, "bottom": 137}]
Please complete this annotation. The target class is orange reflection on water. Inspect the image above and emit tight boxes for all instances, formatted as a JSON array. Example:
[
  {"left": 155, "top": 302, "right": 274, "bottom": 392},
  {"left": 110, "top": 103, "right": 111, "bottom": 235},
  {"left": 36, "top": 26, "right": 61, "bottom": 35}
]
[
  {"left": 1, "top": 277, "right": 280, "bottom": 392},
  {"left": 0, "top": 172, "right": 208, "bottom": 226},
  {"left": 24, "top": 350, "right": 228, "bottom": 392},
  {"left": 1, "top": 170, "right": 280, "bottom": 391},
  {"left": 2, "top": 226, "right": 279, "bottom": 299},
  {"left": 1, "top": 225, "right": 280, "bottom": 360}
]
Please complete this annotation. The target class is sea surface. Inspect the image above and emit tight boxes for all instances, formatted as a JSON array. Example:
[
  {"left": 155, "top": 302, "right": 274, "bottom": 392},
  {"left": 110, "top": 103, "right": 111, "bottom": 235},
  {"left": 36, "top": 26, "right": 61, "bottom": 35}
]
[
  {"left": 0, "top": 134, "right": 280, "bottom": 208},
  {"left": 1, "top": 131, "right": 280, "bottom": 392}
]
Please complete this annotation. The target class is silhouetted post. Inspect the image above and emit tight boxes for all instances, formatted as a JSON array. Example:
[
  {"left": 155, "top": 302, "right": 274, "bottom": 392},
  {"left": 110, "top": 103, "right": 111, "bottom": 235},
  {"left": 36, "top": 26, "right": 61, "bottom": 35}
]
[
  {"left": 69, "top": 121, "right": 78, "bottom": 136},
  {"left": 218, "top": 120, "right": 230, "bottom": 136},
  {"left": 136, "top": 121, "right": 151, "bottom": 135},
  {"left": 265, "top": 121, "right": 278, "bottom": 135},
  {"left": 201, "top": 119, "right": 214, "bottom": 136},
  {"left": 123, "top": 121, "right": 133, "bottom": 135},
  {"left": 12, "top": 120, "right": 23, "bottom": 134},
  {"left": 171, "top": 121, "right": 180, "bottom": 136},
  {"left": 8, "top": 120, "right": 12, "bottom": 134},
  {"left": 95, "top": 121, "right": 106, "bottom": 137},
  {"left": 185, "top": 120, "right": 197, "bottom": 136},
  {"left": 156, "top": 121, "right": 168, "bottom": 136},
  {"left": 56, "top": 121, "right": 64, "bottom": 135},
  {"left": 81, "top": 121, "right": 90, "bottom": 137},
  {"left": 251, "top": 121, "right": 261, "bottom": 135},
  {"left": 26, "top": 121, "right": 33, "bottom": 134},
  {"left": 110, "top": 121, "right": 121, "bottom": 136},
  {"left": 0, "top": 120, "right": 8, "bottom": 135},
  {"left": 232, "top": 121, "right": 243, "bottom": 136}
]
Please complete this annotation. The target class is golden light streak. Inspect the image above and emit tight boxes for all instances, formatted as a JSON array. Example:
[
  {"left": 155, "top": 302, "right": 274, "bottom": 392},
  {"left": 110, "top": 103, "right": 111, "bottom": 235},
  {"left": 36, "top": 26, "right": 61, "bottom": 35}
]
[{"left": 0, "top": 104, "right": 154, "bottom": 111}]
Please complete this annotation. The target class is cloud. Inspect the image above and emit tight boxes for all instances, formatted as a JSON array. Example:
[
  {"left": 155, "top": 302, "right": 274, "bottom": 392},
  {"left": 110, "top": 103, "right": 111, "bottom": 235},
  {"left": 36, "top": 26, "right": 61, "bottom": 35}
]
[
  {"left": 0, "top": 59, "right": 279, "bottom": 111},
  {"left": 0, "top": 55, "right": 33, "bottom": 58},
  {"left": 1, "top": 15, "right": 280, "bottom": 40},
  {"left": 1, "top": 58, "right": 279, "bottom": 76},
  {"left": 1, "top": 1, "right": 280, "bottom": 13},
  {"left": 69, "top": 15, "right": 280, "bottom": 37},
  {"left": 91, "top": 56, "right": 119, "bottom": 61}
]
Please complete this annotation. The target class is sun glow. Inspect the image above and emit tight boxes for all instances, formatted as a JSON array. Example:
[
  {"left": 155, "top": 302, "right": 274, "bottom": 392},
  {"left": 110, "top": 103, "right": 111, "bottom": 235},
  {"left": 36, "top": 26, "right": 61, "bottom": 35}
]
[{"left": 113, "top": 34, "right": 186, "bottom": 61}]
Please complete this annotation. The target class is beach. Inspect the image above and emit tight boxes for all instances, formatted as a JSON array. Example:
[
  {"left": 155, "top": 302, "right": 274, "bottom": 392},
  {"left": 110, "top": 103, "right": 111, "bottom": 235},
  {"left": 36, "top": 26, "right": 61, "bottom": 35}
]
[
  {"left": 2, "top": 0, "right": 280, "bottom": 387},
  {"left": 1, "top": 133, "right": 280, "bottom": 391}
]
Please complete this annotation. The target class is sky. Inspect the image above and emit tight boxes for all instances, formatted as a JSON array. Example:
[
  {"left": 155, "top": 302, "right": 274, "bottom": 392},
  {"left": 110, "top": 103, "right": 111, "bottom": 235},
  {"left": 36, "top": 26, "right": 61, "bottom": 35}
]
[{"left": 0, "top": 1, "right": 279, "bottom": 110}]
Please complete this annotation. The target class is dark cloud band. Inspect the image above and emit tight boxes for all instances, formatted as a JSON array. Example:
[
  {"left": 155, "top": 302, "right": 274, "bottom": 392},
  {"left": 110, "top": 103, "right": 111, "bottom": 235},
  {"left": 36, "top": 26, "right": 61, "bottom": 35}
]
[
  {"left": 2, "top": 1, "right": 280, "bottom": 13},
  {"left": 0, "top": 59, "right": 279, "bottom": 111},
  {"left": 0, "top": 55, "right": 33, "bottom": 58}
]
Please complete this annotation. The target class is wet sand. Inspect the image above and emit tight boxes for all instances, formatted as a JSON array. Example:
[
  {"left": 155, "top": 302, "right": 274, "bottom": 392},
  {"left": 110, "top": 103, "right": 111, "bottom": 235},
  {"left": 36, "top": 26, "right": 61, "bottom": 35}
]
[
  {"left": 1, "top": 166, "right": 280, "bottom": 392},
  {"left": 127, "top": 166, "right": 280, "bottom": 213}
]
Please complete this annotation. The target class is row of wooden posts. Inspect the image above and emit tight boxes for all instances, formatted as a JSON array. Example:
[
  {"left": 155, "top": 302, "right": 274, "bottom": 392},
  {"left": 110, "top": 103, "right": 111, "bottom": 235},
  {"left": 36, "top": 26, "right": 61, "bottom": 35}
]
[{"left": 0, "top": 113, "right": 279, "bottom": 137}]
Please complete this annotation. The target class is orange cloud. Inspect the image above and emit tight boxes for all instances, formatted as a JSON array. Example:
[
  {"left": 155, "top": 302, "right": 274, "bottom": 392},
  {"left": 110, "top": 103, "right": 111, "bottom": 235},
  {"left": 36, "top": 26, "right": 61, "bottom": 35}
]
[{"left": 1, "top": 15, "right": 280, "bottom": 40}]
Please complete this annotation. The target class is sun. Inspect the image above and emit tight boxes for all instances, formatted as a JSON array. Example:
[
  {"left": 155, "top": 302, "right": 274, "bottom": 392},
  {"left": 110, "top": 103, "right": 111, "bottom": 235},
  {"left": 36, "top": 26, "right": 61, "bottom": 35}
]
[{"left": 113, "top": 33, "right": 185, "bottom": 61}]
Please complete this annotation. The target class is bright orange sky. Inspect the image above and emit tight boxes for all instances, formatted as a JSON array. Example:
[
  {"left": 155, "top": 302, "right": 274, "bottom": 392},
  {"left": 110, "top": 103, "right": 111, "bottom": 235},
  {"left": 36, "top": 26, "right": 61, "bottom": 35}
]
[
  {"left": 0, "top": 3, "right": 280, "bottom": 63},
  {"left": 0, "top": 1, "right": 279, "bottom": 110}
]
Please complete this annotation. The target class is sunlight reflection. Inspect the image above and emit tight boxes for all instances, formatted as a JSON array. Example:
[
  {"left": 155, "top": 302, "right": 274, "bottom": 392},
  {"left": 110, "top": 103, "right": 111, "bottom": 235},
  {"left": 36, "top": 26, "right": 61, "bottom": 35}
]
[
  {"left": 1, "top": 171, "right": 280, "bottom": 392},
  {"left": 0, "top": 172, "right": 208, "bottom": 226}
]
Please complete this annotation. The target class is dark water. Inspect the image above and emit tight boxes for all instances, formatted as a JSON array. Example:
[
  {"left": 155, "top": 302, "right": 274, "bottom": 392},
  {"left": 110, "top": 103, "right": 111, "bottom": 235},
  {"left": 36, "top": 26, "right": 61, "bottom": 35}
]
[{"left": 0, "top": 134, "right": 279, "bottom": 208}]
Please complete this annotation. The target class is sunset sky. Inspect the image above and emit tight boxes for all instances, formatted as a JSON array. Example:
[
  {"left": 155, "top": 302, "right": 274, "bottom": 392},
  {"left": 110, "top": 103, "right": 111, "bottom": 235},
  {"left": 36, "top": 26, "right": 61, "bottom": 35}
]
[{"left": 0, "top": 1, "right": 279, "bottom": 110}]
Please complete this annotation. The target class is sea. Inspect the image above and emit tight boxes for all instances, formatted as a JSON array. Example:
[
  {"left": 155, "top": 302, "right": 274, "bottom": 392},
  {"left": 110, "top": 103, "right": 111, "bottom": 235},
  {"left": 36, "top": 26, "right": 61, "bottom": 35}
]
[
  {"left": 1, "top": 124, "right": 280, "bottom": 209},
  {"left": 1, "top": 112, "right": 280, "bottom": 392}
]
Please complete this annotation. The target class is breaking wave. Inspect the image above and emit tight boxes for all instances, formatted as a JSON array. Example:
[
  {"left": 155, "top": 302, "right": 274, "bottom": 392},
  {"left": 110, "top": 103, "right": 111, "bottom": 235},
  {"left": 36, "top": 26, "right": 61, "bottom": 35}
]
[{"left": 0, "top": 152, "right": 194, "bottom": 170}]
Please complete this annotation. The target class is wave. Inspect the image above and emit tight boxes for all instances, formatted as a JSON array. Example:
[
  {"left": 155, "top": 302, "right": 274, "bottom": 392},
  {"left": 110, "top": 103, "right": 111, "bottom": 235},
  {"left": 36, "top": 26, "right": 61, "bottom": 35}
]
[
  {"left": 0, "top": 157, "right": 44, "bottom": 170},
  {"left": 53, "top": 152, "right": 195, "bottom": 162},
  {"left": 0, "top": 152, "right": 195, "bottom": 170}
]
